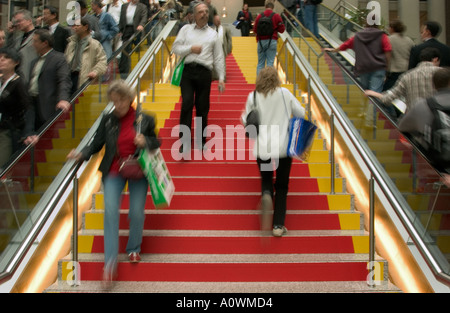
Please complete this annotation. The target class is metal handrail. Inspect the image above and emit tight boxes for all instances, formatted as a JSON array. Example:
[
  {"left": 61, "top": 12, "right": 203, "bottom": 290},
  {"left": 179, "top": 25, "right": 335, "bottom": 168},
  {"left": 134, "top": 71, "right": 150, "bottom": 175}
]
[
  {"left": 0, "top": 9, "right": 164, "bottom": 179},
  {"left": 0, "top": 3, "right": 177, "bottom": 285},
  {"left": 278, "top": 33, "right": 450, "bottom": 286},
  {"left": 323, "top": 49, "right": 443, "bottom": 175}
]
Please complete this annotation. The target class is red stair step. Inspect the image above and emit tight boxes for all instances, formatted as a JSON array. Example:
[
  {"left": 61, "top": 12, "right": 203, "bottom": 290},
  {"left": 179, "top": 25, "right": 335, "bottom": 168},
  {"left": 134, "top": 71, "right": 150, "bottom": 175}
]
[
  {"left": 168, "top": 177, "right": 324, "bottom": 193},
  {"left": 88, "top": 235, "right": 361, "bottom": 254},
  {"left": 109, "top": 212, "right": 346, "bottom": 231},
  {"left": 104, "top": 194, "right": 343, "bottom": 211},
  {"left": 75, "top": 261, "right": 370, "bottom": 282}
]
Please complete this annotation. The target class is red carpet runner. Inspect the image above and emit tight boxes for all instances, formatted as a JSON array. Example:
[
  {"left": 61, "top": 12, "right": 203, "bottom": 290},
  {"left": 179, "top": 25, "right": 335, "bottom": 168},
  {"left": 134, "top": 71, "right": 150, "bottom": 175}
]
[{"left": 46, "top": 53, "right": 400, "bottom": 293}]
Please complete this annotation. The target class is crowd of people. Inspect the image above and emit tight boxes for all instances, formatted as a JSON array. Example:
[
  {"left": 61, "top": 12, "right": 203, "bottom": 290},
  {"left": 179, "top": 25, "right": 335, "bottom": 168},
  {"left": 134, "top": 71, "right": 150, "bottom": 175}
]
[
  {"left": 1, "top": 0, "right": 449, "bottom": 287},
  {"left": 0, "top": 0, "right": 167, "bottom": 169},
  {"left": 325, "top": 19, "right": 450, "bottom": 176}
]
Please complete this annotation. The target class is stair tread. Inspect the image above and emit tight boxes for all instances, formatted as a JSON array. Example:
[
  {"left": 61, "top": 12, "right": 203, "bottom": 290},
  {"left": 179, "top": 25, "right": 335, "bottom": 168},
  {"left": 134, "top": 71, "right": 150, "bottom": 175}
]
[
  {"left": 79, "top": 229, "right": 368, "bottom": 237},
  {"left": 45, "top": 280, "right": 401, "bottom": 293},
  {"left": 64, "top": 253, "right": 382, "bottom": 263}
]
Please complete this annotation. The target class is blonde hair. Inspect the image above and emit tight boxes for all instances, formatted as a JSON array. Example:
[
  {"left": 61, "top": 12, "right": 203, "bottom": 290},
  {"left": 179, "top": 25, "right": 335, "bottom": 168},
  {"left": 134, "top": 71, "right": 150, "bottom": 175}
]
[
  {"left": 107, "top": 80, "right": 136, "bottom": 102},
  {"left": 255, "top": 66, "right": 281, "bottom": 97}
]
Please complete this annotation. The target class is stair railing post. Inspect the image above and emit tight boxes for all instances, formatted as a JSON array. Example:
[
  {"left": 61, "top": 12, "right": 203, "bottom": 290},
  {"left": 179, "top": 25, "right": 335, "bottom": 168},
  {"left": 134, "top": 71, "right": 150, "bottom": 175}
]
[
  {"left": 368, "top": 174, "right": 376, "bottom": 287},
  {"left": 293, "top": 52, "right": 297, "bottom": 97},
  {"left": 307, "top": 76, "right": 312, "bottom": 121},
  {"left": 72, "top": 172, "right": 80, "bottom": 287},
  {"left": 152, "top": 54, "right": 156, "bottom": 102},
  {"left": 330, "top": 112, "right": 335, "bottom": 195},
  {"left": 285, "top": 47, "right": 288, "bottom": 82}
]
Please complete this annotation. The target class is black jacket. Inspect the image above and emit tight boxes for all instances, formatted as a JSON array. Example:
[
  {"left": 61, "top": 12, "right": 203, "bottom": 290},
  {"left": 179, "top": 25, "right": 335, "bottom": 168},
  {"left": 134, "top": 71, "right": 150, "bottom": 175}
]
[
  {"left": 409, "top": 38, "right": 450, "bottom": 69},
  {"left": 81, "top": 110, "right": 160, "bottom": 176}
]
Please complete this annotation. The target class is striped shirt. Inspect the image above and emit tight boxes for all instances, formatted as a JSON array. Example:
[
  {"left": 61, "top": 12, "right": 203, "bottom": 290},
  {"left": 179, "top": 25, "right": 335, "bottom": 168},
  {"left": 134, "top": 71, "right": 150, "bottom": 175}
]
[
  {"left": 380, "top": 62, "right": 440, "bottom": 110},
  {"left": 171, "top": 22, "right": 225, "bottom": 81}
]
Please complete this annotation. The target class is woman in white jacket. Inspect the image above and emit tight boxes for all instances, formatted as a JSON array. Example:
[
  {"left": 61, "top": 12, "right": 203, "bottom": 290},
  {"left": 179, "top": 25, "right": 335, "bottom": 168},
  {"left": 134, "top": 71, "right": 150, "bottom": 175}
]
[{"left": 243, "top": 67, "right": 305, "bottom": 236}]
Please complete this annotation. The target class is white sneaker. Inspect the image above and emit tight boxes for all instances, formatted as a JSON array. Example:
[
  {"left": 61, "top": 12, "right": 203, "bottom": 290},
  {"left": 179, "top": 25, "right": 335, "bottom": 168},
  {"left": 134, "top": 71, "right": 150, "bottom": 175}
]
[{"left": 272, "top": 226, "right": 288, "bottom": 237}]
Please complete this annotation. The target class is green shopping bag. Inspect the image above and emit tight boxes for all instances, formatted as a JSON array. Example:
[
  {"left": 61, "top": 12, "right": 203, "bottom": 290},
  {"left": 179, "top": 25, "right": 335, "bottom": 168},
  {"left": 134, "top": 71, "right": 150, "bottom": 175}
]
[
  {"left": 171, "top": 57, "right": 185, "bottom": 86},
  {"left": 138, "top": 148, "right": 175, "bottom": 208}
]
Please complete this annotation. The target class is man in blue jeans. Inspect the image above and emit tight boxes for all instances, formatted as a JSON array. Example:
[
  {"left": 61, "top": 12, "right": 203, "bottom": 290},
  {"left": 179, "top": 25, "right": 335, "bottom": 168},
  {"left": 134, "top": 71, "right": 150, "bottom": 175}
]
[
  {"left": 254, "top": 1, "right": 285, "bottom": 75},
  {"left": 303, "top": 0, "right": 319, "bottom": 38}
]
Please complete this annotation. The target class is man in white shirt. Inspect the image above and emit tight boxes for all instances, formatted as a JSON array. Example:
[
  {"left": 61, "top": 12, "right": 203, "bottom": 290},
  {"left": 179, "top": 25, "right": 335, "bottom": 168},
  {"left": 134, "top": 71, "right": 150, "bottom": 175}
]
[{"left": 172, "top": 2, "right": 225, "bottom": 153}]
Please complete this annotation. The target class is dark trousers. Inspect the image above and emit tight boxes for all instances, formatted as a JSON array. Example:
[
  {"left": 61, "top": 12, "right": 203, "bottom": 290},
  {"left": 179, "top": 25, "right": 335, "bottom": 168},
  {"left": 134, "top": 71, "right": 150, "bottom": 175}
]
[
  {"left": 240, "top": 21, "right": 251, "bottom": 36},
  {"left": 257, "top": 157, "right": 293, "bottom": 227},
  {"left": 119, "top": 26, "right": 135, "bottom": 79},
  {"left": 179, "top": 63, "right": 212, "bottom": 145},
  {"left": 70, "top": 71, "right": 80, "bottom": 97}
]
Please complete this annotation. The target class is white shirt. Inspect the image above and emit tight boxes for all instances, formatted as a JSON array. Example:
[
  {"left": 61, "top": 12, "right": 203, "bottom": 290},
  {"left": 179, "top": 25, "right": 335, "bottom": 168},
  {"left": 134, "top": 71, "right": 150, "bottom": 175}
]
[
  {"left": 171, "top": 23, "right": 225, "bottom": 81},
  {"left": 243, "top": 88, "right": 306, "bottom": 159},
  {"left": 104, "top": 2, "right": 122, "bottom": 24},
  {"left": 126, "top": 3, "right": 137, "bottom": 25},
  {"left": 49, "top": 22, "right": 58, "bottom": 35}
]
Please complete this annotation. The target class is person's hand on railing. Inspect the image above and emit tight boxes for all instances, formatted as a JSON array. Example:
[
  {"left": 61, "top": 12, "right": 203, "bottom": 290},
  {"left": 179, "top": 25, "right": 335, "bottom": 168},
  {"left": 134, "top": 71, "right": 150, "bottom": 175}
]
[
  {"left": 137, "top": 25, "right": 144, "bottom": 32},
  {"left": 364, "top": 90, "right": 383, "bottom": 99},
  {"left": 56, "top": 100, "right": 71, "bottom": 112},
  {"left": 441, "top": 174, "right": 450, "bottom": 188},
  {"left": 324, "top": 47, "right": 339, "bottom": 53},
  {"left": 66, "top": 149, "right": 84, "bottom": 163},
  {"left": 87, "top": 71, "right": 98, "bottom": 80},
  {"left": 23, "top": 135, "right": 39, "bottom": 146}
]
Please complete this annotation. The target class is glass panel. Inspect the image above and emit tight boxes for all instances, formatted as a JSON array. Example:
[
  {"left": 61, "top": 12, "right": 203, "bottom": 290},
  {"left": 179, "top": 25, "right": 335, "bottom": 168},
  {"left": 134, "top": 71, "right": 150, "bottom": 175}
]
[
  {"left": 317, "top": 4, "right": 363, "bottom": 42},
  {"left": 0, "top": 10, "right": 170, "bottom": 279},
  {"left": 280, "top": 8, "right": 450, "bottom": 277}
]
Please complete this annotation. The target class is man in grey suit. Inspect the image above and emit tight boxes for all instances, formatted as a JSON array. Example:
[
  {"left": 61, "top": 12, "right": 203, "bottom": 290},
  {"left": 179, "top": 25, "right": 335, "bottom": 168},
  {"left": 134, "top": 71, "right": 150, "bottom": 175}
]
[
  {"left": 7, "top": 10, "right": 38, "bottom": 84},
  {"left": 28, "top": 29, "right": 72, "bottom": 130},
  {"left": 118, "top": 0, "right": 147, "bottom": 78}
]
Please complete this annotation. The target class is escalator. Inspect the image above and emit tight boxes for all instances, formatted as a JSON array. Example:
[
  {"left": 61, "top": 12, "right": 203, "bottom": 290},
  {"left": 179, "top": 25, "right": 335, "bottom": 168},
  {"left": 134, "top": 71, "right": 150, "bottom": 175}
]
[
  {"left": 0, "top": 6, "right": 172, "bottom": 291},
  {"left": 276, "top": 1, "right": 450, "bottom": 290}
]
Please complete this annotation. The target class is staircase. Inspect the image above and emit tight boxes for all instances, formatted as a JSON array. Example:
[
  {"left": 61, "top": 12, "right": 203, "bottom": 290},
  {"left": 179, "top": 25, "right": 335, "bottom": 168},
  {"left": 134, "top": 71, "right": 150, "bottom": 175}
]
[{"left": 45, "top": 37, "right": 400, "bottom": 293}]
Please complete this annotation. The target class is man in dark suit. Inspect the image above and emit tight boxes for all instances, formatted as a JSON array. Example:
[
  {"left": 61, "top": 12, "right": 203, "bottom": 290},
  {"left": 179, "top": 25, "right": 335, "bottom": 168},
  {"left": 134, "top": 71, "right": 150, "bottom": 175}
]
[
  {"left": 118, "top": 0, "right": 147, "bottom": 78},
  {"left": 28, "top": 29, "right": 72, "bottom": 130},
  {"left": 41, "top": 5, "right": 72, "bottom": 53},
  {"left": 409, "top": 21, "right": 450, "bottom": 69}
]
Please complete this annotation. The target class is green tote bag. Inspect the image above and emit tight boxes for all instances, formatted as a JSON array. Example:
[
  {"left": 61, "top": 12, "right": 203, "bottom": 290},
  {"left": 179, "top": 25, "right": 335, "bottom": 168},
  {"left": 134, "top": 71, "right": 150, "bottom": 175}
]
[{"left": 171, "top": 57, "right": 185, "bottom": 86}]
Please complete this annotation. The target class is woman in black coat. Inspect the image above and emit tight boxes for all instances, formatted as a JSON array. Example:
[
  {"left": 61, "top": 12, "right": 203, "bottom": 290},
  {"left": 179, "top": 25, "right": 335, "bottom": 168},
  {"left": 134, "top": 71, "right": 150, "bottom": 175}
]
[
  {"left": 0, "top": 48, "right": 31, "bottom": 168},
  {"left": 237, "top": 3, "right": 253, "bottom": 37},
  {"left": 67, "top": 80, "right": 160, "bottom": 287}
]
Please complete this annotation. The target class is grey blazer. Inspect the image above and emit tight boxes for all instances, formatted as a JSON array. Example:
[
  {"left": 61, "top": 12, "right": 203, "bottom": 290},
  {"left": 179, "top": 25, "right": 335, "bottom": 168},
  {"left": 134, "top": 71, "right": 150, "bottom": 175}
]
[
  {"left": 118, "top": 2, "right": 148, "bottom": 33},
  {"left": 28, "top": 49, "right": 72, "bottom": 122}
]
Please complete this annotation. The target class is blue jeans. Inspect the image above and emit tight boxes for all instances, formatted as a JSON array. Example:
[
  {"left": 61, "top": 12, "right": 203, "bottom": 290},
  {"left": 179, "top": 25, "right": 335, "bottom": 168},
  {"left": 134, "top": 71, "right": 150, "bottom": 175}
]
[
  {"left": 304, "top": 5, "right": 319, "bottom": 38},
  {"left": 359, "top": 69, "right": 386, "bottom": 93},
  {"left": 257, "top": 39, "right": 278, "bottom": 75},
  {"left": 102, "top": 174, "right": 148, "bottom": 273}
]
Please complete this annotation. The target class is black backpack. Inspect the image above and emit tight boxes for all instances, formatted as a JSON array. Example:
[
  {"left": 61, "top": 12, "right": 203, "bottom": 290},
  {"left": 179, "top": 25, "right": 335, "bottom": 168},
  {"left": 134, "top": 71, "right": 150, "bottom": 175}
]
[
  {"left": 256, "top": 12, "right": 275, "bottom": 38},
  {"left": 425, "top": 97, "right": 450, "bottom": 170}
]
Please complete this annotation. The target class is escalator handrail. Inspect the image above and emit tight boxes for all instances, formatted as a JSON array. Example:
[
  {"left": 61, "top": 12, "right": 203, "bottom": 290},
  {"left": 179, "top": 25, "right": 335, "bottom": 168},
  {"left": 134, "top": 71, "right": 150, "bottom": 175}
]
[
  {"left": 275, "top": 2, "right": 323, "bottom": 58},
  {"left": 325, "top": 1, "right": 364, "bottom": 31},
  {"left": 0, "top": 9, "right": 165, "bottom": 179},
  {"left": 280, "top": 1, "right": 445, "bottom": 180},
  {"left": 323, "top": 49, "right": 445, "bottom": 179},
  {"left": 0, "top": 3, "right": 177, "bottom": 285},
  {"left": 280, "top": 33, "right": 450, "bottom": 286}
]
